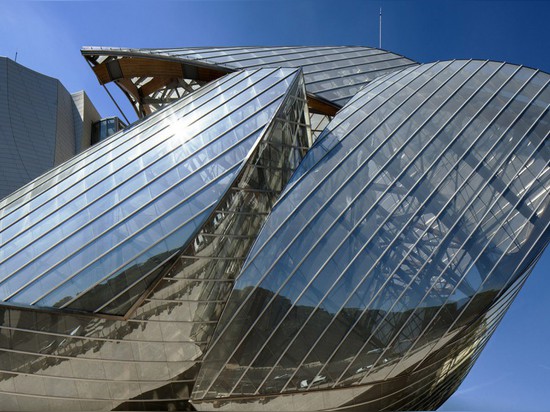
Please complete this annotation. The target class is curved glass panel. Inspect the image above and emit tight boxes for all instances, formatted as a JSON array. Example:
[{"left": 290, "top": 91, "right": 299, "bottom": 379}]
[
  {"left": 192, "top": 61, "right": 550, "bottom": 405},
  {"left": 0, "top": 67, "right": 303, "bottom": 315}
]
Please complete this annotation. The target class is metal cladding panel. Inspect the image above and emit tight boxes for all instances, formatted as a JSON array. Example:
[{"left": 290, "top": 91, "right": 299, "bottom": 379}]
[
  {"left": 192, "top": 60, "right": 550, "bottom": 409},
  {"left": 0, "top": 67, "right": 302, "bottom": 316},
  {"left": 0, "top": 58, "right": 62, "bottom": 200},
  {"left": 82, "top": 46, "right": 418, "bottom": 107}
]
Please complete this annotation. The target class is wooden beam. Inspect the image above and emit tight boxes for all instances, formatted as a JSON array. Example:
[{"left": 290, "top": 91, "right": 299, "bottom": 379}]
[
  {"left": 91, "top": 56, "right": 230, "bottom": 85},
  {"left": 307, "top": 94, "right": 340, "bottom": 116},
  {"left": 140, "top": 76, "right": 177, "bottom": 97}
]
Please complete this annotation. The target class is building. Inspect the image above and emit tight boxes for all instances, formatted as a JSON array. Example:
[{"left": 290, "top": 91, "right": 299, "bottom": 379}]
[
  {"left": 0, "top": 47, "right": 547, "bottom": 411},
  {"left": 0, "top": 57, "right": 125, "bottom": 200}
]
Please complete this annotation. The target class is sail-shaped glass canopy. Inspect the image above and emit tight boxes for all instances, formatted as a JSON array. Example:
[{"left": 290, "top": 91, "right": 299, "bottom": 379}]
[
  {"left": 0, "top": 67, "right": 308, "bottom": 316},
  {"left": 192, "top": 60, "right": 550, "bottom": 408}
]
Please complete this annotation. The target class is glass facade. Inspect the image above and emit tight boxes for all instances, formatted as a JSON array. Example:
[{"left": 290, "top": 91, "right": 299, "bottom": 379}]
[
  {"left": 192, "top": 61, "right": 550, "bottom": 410},
  {"left": 0, "top": 47, "right": 548, "bottom": 412}
]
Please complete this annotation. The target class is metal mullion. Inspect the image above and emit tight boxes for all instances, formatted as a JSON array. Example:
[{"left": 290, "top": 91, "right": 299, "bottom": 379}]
[
  {"left": 337, "top": 112, "right": 548, "bottom": 389},
  {"left": 379, "top": 316, "right": 497, "bottom": 410},
  {"left": 2, "top": 74, "right": 293, "bottom": 294},
  {"left": 271, "top": 118, "right": 309, "bottom": 128},
  {"left": 214, "top": 61, "right": 473, "bottom": 397},
  {"left": 307, "top": 63, "right": 419, "bottom": 92},
  {"left": 179, "top": 255, "right": 247, "bottom": 261},
  {"left": 166, "top": 278, "right": 233, "bottom": 282},
  {"left": 364, "top": 188, "right": 545, "bottom": 386},
  {"left": 217, "top": 47, "right": 372, "bottom": 66},
  {"left": 306, "top": 73, "right": 528, "bottom": 385},
  {"left": 1, "top": 128, "right": 186, "bottom": 256},
  {"left": 0, "top": 389, "right": 185, "bottom": 403},
  {"left": 60, "top": 71, "right": 305, "bottom": 311},
  {"left": 396, "top": 276, "right": 527, "bottom": 410},
  {"left": 251, "top": 165, "right": 304, "bottom": 173},
  {"left": 3, "top": 67, "right": 259, "bottom": 218},
  {"left": 157, "top": 46, "right": 320, "bottom": 58},
  {"left": 401, "top": 145, "right": 550, "bottom": 377},
  {"left": 93, "top": 247, "right": 185, "bottom": 313},
  {"left": 327, "top": 91, "right": 531, "bottom": 387},
  {"left": 278, "top": 61, "right": 513, "bottom": 393},
  {"left": 1, "top": 118, "right": 261, "bottom": 294},
  {"left": 45, "top": 165, "right": 240, "bottom": 308},
  {"left": 292, "top": 51, "right": 396, "bottom": 73},
  {"left": 212, "top": 210, "right": 269, "bottom": 216},
  {"left": 403, "top": 134, "right": 549, "bottom": 373},
  {"left": 174, "top": 46, "right": 315, "bottom": 62},
  {"left": 94, "top": 196, "right": 254, "bottom": 313},
  {"left": 29, "top": 194, "right": 217, "bottom": 307},
  {"left": 94, "top": 47, "right": 243, "bottom": 72},
  {"left": 145, "top": 298, "right": 227, "bottom": 303},
  {"left": 201, "top": 233, "right": 257, "bottom": 239},
  {"left": 383, "top": 361, "right": 465, "bottom": 411},
  {"left": 336, "top": 364, "right": 441, "bottom": 411},
  {"left": 228, "top": 187, "right": 279, "bottom": 194},
  {"left": 302, "top": 55, "right": 407, "bottom": 79},
  {"left": 231, "top": 48, "right": 388, "bottom": 69},
  {"left": 127, "top": 317, "right": 217, "bottom": 324},
  {"left": 197, "top": 46, "right": 312, "bottom": 59},
  {"left": 196, "top": 63, "right": 453, "bottom": 396},
  {"left": 329, "top": 71, "right": 546, "bottom": 385},
  {"left": 272, "top": 61, "right": 504, "bottom": 390},
  {"left": 209, "top": 46, "right": 358, "bottom": 66},
  {"left": 304, "top": 68, "right": 417, "bottom": 152},
  {"left": 0, "top": 69, "right": 255, "bottom": 225},
  {"left": 126, "top": 314, "right": 216, "bottom": 325}
]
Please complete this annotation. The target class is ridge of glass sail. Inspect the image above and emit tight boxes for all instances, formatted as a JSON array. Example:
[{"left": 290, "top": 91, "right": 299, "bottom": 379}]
[{"left": 191, "top": 60, "right": 550, "bottom": 408}]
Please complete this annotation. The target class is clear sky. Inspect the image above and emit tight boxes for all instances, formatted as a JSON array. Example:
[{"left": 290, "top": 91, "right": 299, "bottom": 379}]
[{"left": 0, "top": 0, "right": 548, "bottom": 410}]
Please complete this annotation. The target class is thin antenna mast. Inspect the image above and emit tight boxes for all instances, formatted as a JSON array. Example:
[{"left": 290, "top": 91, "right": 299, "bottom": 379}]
[
  {"left": 14, "top": 52, "right": 18, "bottom": 62},
  {"left": 379, "top": 7, "right": 382, "bottom": 49}
]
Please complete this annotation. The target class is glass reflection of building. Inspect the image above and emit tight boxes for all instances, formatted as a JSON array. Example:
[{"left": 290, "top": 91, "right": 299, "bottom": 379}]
[{"left": 0, "top": 47, "right": 548, "bottom": 412}]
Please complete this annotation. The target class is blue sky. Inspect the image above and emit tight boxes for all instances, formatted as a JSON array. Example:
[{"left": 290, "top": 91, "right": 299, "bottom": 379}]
[{"left": 0, "top": 0, "right": 549, "bottom": 410}]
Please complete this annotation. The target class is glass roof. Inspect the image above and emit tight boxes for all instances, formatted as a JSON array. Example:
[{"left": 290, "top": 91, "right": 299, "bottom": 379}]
[{"left": 82, "top": 46, "right": 418, "bottom": 107}]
